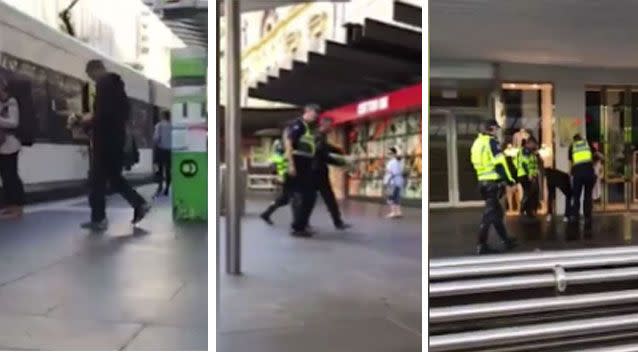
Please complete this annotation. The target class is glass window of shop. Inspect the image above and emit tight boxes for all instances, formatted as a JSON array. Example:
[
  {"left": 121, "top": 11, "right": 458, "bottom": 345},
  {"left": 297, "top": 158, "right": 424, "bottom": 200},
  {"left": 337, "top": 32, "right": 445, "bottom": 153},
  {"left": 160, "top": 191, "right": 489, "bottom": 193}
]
[
  {"left": 346, "top": 111, "right": 422, "bottom": 201},
  {"left": 429, "top": 86, "right": 491, "bottom": 205}
]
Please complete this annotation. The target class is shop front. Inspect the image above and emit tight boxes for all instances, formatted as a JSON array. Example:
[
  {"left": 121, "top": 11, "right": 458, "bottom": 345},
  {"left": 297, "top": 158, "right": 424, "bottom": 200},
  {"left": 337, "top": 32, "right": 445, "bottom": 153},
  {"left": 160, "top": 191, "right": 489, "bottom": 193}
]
[{"left": 320, "top": 83, "right": 422, "bottom": 205}]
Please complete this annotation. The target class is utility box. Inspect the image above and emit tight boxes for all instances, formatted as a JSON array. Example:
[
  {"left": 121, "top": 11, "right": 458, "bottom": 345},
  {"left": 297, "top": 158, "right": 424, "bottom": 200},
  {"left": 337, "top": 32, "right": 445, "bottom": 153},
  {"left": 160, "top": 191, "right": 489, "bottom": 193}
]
[{"left": 172, "top": 122, "right": 207, "bottom": 221}]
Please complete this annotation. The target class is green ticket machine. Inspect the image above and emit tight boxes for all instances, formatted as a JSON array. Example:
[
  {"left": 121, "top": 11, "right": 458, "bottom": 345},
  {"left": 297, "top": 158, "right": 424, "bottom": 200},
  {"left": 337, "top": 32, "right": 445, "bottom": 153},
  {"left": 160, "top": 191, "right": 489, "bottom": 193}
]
[{"left": 170, "top": 48, "right": 207, "bottom": 221}]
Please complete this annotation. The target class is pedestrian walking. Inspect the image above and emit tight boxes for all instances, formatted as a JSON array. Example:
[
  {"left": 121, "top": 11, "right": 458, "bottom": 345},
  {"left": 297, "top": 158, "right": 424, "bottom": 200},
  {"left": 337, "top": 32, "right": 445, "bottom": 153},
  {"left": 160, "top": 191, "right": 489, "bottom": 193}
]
[{"left": 80, "top": 59, "right": 150, "bottom": 231}]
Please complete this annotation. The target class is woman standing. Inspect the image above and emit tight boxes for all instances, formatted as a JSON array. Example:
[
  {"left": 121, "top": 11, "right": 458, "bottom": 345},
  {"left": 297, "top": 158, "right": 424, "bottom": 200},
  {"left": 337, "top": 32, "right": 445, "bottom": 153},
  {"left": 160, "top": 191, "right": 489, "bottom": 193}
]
[
  {"left": 0, "top": 78, "right": 25, "bottom": 219},
  {"left": 384, "top": 146, "right": 405, "bottom": 218}
]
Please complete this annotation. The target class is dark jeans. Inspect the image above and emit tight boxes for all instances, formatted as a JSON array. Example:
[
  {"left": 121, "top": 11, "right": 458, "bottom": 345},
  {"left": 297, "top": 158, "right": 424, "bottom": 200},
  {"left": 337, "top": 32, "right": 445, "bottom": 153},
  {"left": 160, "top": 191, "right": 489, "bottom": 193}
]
[
  {"left": 89, "top": 150, "right": 146, "bottom": 222},
  {"left": 0, "top": 152, "right": 25, "bottom": 206},
  {"left": 262, "top": 176, "right": 293, "bottom": 217},
  {"left": 315, "top": 170, "right": 343, "bottom": 226},
  {"left": 478, "top": 182, "right": 510, "bottom": 245},
  {"left": 545, "top": 168, "right": 572, "bottom": 216},
  {"left": 519, "top": 176, "right": 539, "bottom": 216},
  {"left": 155, "top": 148, "right": 171, "bottom": 192},
  {"left": 572, "top": 169, "right": 596, "bottom": 220},
  {"left": 290, "top": 157, "right": 317, "bottom": 232}
]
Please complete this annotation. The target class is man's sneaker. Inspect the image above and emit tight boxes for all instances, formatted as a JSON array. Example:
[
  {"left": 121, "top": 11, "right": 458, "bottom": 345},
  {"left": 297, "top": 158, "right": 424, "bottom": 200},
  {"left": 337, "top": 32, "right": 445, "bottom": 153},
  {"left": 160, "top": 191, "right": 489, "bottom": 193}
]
[
  {"left": 81, "top": 219, "right": 108, "bottom": 232},
  {"left": 335, "top": 222, "right": 352, "bottom": 230},
  {"left": 546, "top": 215, "right": 552, "bottom": 223},
  {"left": 476, "top": 245, "right": 502, "bottom": 255},
  {"left": 563, "top": 216, "right": 570, "bottom": 223},
  {"left": 260, "top": 213, "right": 273, "bottom": 225},
  {"left": 132, "top": 203, "right": 152, "bottom": 225}
]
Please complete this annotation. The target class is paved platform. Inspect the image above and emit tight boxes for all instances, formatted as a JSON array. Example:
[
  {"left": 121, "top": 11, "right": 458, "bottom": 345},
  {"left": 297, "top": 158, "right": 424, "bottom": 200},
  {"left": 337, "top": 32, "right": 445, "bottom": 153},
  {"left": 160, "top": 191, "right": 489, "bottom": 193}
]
[
  {"left": 430, "top": 208, "right": 638, "bottom": 258},
  {"left": 218, "top": 199, "right": 422, "bottom": 352},
  {"left": 0, "top": 186, "right": 207, "bottom": 350}
]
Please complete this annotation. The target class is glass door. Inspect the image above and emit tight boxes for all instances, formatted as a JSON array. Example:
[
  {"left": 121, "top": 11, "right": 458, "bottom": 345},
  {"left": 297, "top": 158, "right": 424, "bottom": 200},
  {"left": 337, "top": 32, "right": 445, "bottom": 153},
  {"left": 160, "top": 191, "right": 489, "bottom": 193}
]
[
  {"left": 603, "top": 88, "right": 630, "bottom": 211},
  {"left": 429, "top": 109, "right": 452, "bottom": 206},
  {"left": 450, "top": 108, "right": 491, "bottom": 204}
]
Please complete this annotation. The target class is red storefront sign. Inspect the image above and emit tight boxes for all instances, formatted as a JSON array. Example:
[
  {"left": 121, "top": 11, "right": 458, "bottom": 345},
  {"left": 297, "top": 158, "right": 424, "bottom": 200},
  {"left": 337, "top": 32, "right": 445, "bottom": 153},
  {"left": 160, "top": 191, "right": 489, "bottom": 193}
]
[{"left": 321, "top": 82, "right": 422, "bottom": 124}]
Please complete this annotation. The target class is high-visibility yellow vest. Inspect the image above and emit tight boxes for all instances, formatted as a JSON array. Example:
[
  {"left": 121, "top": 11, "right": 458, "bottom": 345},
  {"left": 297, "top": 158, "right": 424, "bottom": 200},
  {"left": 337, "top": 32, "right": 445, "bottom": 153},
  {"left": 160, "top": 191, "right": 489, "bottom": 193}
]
[
  {"left": 516, "top": 149, "right": 539, "bottom": 178},
  {"left": 572, "top": 140, "right": 593, "bottom": 165},
  {"left": 470, "top": 133, "right": 514, "bottom": 182},
  {"left": 292, "top": 121, "right": 316, "bottom": 158},
  {"left": 270, "top": 153, "right": 288, "bottom": 181}
]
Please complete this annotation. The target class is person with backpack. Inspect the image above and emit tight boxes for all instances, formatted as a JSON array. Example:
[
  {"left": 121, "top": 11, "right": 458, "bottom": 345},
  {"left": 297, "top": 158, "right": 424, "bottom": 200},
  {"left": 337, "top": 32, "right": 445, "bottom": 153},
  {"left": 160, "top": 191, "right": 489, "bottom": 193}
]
[
  {"left": 79, "top": 60, "right": 150, "bottom": 231},
  {"left": 0, "top": 77, "right": 25, "bottom": 219}
]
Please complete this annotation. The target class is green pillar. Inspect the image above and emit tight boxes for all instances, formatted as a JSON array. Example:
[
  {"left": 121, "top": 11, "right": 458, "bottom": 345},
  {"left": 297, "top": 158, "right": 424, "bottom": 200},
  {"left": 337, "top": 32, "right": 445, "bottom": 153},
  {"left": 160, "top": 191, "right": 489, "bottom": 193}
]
[{"left": 171, "top": 48, "right": 207, "bottom": 222}]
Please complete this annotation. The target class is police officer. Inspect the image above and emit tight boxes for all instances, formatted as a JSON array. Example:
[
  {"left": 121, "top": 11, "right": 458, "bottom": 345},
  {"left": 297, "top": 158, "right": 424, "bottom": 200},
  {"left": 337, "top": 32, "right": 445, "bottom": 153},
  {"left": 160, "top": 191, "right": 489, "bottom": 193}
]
[
  {"left": 260, "top": 140, "right": 292, "bottom": 225},
  {"left": 471, "top": 120, "right": 518, "bottom": 254},
  {"left": 311, "top": 116, "right": 351, "bottom": 230},
  {"left": 516, "top": 137, "right": 540, "bottom": 219},
  {"left": 285, "top": 104, "right": 320, "bottom": 237},
  {"left": 569, "top": 134, "right": 596, "bottom": 225}
]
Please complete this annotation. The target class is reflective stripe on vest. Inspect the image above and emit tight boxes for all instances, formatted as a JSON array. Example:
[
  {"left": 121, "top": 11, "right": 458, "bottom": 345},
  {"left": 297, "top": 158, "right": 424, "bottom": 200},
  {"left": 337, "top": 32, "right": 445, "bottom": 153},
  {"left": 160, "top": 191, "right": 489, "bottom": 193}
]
[
  {"left": 517, "top": 150, "right": 539, "bottom": 177},
  {"left": 572, "top": 141, "right": 593, "bottom": 165},
  {"left": 270, "top": 153, "right": 288, "bottom": 179},
  {"left": 293, "top": 121, "right": 315, "bottom": 158},
  {"left": 471, "top": 134, "right": 500, "bottom": 181}
]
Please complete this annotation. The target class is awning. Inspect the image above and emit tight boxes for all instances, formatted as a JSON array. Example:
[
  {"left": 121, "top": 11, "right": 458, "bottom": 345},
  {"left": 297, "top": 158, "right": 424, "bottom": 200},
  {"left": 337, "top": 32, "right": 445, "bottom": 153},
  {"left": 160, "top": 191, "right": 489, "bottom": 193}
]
[{"left": 247, "top": 17, "right": 421, "bottom": 109}]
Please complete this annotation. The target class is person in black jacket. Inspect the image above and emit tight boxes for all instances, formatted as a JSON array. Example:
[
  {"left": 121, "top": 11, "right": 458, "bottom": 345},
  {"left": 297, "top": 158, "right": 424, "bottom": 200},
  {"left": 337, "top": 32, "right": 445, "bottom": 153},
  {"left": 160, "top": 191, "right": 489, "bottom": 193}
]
[
  {"left": 80, "top": 60, "right": 150, "bottom": 231},
  {"left": 544, "top": 167, "right": 572, "bottom": 222},
  {"left": 311, "top": 117, "right": 351, "bottom": 230}
]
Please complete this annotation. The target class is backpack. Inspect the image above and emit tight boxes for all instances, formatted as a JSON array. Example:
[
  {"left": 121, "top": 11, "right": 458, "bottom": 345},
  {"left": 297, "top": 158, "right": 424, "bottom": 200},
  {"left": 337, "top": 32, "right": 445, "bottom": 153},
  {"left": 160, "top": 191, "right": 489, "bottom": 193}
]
[{"left": 7, "top": 78, "right": 36, "bottom": 146}]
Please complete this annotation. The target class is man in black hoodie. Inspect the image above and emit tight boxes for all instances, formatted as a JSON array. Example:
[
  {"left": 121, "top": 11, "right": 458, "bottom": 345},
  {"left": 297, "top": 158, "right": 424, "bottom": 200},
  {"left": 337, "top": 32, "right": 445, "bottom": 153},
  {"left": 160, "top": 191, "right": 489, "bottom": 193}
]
[
  {"left": 80, "top": 60, "right": 150, "bottom": 231},
  {"left": 311, "top": 117, "right": 351, "bottom": 230}
]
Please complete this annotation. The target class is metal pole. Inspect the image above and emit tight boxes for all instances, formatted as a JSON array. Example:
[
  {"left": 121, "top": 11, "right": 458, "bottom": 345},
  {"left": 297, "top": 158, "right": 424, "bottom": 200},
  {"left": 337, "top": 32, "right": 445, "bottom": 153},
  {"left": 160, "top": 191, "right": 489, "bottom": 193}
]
[
  {"left": 430, "top": 253, "right": 638, "bottom": 280},
  {"left": 430, "top": 266, "right": 638, "bottom": 297},
  {"left": 431, "top": 289, "right": 638, "bottom": 323},
  {"left": 225, "top": 0, "right": 241, "bottom": 275},
  {"left": 430, "top": 245, "right": 638, "bottom": 269},
  {"left": 429, "top": 312, "right": 638, "bottom": 352}
]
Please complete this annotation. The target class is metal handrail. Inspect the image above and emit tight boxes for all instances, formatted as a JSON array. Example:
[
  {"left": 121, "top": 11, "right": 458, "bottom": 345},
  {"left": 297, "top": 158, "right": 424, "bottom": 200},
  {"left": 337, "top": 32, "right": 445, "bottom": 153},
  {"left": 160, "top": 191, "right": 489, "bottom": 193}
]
[
  {"left": 576, "top": 344, "right": 638, "bottom": 352},
  {"left": 430, "top": 246, "right": 638, "bottom": 269},
  {"left": 430, "top": 267, "right": 638, "bottom": 297},
  {"left": 430, "top": 253, "right": 638, "bottom": 280},
  {"left": 431, "top": 289, "right": 638, "bottom": 323},
  {"left": 429, "top": 312, "right": 638, "bottom": 352}
]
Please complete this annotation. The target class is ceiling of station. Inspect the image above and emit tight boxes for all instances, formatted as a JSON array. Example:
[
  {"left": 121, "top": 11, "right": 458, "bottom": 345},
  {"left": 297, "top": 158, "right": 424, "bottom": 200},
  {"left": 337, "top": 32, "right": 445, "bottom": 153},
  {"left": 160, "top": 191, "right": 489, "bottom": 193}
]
[
  {"left": 430, "top": 0, "right": 638, "bottom": 68},
  {"left": 144, "top": 0, "right": 207, "bottom": 48}
]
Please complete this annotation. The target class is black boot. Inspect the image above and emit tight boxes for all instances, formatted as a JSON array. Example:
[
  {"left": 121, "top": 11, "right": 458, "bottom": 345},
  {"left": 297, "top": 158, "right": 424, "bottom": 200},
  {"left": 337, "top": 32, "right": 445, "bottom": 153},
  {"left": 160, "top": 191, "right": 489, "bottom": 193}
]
[
  {"left": 260, "top": 204, "right": 276, "bottom": 225},
  {"left": 504, "top": 237, "right": 518, "bottom": 250},
  {"left": 476, "top": 244, "right": 502, "bottom": 255}
]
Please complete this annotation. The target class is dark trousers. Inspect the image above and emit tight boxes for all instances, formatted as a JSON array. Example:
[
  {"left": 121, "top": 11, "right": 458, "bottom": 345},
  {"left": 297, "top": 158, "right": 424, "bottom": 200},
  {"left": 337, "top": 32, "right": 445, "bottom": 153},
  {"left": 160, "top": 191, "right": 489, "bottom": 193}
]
[
  {"left": 519, "top": 176, "right": 539, "bottom": 216},
  {"left": 478, "top": 182, "right": 510, "bottom": 245},
  {"left": 89, "top": 150, "right": 146, "bottom": 222},
  {"left": 0, "top": 152, "right": 25, "bottom": 206},
  {"left": 155, "top": 148, "right": 171, "bottom": 192},
  {"left": 315, "top": 171, "right": 343, "bottom": 226},
  {"left": 262, "top": 176, "right": 293, "bottom": 217},
  {"left": 572, "top": 169, "right": 596, "bottom": 220},
  {"left": 290, "top": 157, "right": 317, "bottom": 232},
  {"left": 546, "top": 168, "right": 572, "bottom": 216}
]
